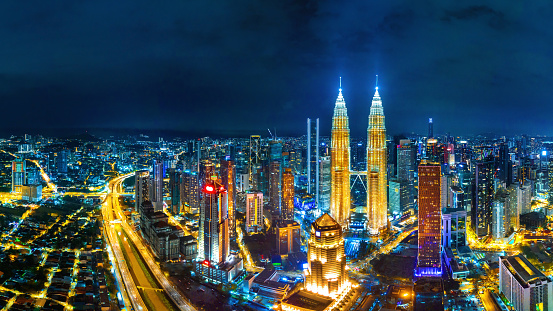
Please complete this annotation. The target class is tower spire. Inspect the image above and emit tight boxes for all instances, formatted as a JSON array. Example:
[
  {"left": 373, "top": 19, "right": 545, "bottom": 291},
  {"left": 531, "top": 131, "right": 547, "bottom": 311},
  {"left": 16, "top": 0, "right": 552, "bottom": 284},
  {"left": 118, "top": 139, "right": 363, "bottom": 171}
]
[
  {"left": 373, "top": 75, "right": 380, "bottom": 97},
  {"left": 375, "top": 75, "right": 378, "bottom": 90},
  {"left": 339, "top": 76, "right": 342, "bottom": 90}
]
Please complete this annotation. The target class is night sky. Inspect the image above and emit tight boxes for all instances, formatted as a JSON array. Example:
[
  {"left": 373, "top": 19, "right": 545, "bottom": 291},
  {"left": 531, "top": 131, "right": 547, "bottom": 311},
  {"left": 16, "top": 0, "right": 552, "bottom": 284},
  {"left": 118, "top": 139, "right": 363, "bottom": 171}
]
[{"left": 1, "top": 1, "right": 552, "bottom": 138}]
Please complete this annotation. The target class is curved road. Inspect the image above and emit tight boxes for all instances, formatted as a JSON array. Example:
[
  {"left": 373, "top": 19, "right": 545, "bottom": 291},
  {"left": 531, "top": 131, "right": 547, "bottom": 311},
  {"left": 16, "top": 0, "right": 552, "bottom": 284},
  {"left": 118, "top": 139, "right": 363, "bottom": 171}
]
[{"left": 110, "top": 174, "right": 197, "bottom": 311}]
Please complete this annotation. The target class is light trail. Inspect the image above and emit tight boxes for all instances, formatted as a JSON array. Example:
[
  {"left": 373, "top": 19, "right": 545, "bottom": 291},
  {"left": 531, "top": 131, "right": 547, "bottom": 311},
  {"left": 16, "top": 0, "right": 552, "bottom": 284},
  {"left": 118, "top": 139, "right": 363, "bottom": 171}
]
[{"left": 110, "top": 173, "right": 197, "bottom": 311}]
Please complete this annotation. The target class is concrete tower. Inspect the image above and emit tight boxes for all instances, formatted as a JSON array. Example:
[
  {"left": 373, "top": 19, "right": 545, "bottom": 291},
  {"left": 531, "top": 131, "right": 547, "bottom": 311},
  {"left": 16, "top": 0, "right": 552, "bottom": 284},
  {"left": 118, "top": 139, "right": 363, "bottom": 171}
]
[
  {"left": 366, "top": 78, "right": 388, "bottom": 235},
  {"left": 330, "top": 78, "right": 351, "bottom": 227}
]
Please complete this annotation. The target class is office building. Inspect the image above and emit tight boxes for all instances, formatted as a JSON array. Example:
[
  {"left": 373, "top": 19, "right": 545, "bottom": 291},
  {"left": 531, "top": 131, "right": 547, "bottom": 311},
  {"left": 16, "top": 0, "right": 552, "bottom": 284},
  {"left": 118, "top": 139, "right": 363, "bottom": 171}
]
[
  {"left": 416, "top": 162, "right": 442, "bottom": 277},
  {"left": 305, "top": 213, "right": 348, "bottom": 298},
  {"left": 281, "top": 168, "right": 294, "bottom": 220},
  {"left": 330, "top": 82, "right": 351, "bottom": 227},
  {"left": 441, "top": 208, "right": 466, "bottom": 250},
  {"left": 473, "top": 159, "right": 495, "bottom": 237},
  {"left": 366, "top": 84, "right": 388, "bottom": 235},
  {"left": 167, "top": 168, "right": 181, "bottom": 215},
  {"left": 198, "top": 180, "right": 229, "bottom": 264},
  {"left": 246, "top": 192, "right": 264, "bottom": 233},
  {"left": 269, "top": 161, "right": 281, "bottom": 212},
  {"left": 195, "top": 180, "right": 243, "bottom": 284},
  {"left": 135, "top": 170, "right": 150, "bottom": 211},
  {"left": 221, "top": 158, "right": 236, "bottom": 237},
  {"left": 318, "top": 156, "right": 331, "bottom": 214},
  {"left": 276, "top": 220, "right": 301, "bottom": 255},
  {"left": 152, "top": 159, "right": 164, "bottom": 211},
  {"left": 249, "top": 135, "right": 261, "bottom": 185},
  {"left": 307, "top": 118, "right": 319, "bottom": 206},
  {"left": 499, "top": 255, "right": 553, "bottom": 311},
  {"left": 181, "top": 170, "right": 199, "bottom": 214},
  {"left": 12, "top": 157, "right": 26, "bottom": 193}
]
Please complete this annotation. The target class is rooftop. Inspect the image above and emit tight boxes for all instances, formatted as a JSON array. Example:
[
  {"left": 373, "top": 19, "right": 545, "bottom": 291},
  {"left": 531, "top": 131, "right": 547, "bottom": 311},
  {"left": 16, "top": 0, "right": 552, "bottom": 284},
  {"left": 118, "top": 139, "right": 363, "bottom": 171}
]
[
  {"left": 313, "top": 213, "right": 341, "bottom": 231},
  {"left": 282, "top": 290, "right": 334, "bottom": 311},
  {"left": 501, "top": 255, "right": 548, "bottom": 286}
]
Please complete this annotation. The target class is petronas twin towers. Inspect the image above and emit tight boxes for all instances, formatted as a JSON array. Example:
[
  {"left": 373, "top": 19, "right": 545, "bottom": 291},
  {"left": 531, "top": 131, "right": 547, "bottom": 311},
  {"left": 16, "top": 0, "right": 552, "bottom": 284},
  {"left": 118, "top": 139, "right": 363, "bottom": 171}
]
[{"left": 330, "top": 78, "right": 387, "bottom": 235}]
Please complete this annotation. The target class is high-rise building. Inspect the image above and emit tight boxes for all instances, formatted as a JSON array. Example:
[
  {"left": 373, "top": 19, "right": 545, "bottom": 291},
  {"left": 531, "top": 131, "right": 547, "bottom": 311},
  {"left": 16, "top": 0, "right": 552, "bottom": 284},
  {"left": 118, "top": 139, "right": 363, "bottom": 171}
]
[
  {"left": 330, "top": 82, "right": 351, "bottom": 227},
  {"left": 305, "top": 213, "right": 348, "bottom": 298},
  {"left": 318, "top": 156, "right": 331, "bottom": 214},
  {"left": 249, "top": 135, "right": 261, "bottom": 185},
  {"left": 428, "top": 118, "right": 433, "bottom": 138},
  {"left": 441, "top": 208, "right": 466, "bottom": 250},
  {"left": 499, "top": 255, "right": 553, "bottom": 311},
  {"left": 195, "top": 181, "right": 243, "bottom": 284},
  {"left": 269, "top": 161, "right": 281, "bottom": 212},
  {"left": 517, "top": 183, "right": 532, "bottom": 215},
  {"left": 181, "top": 170, "right": 199, "bottom": 214},
  {"left": 198, "top": 181, "right": 229, "bottom": 264},
  {"left": 221, "top": 158, "right": 236, "bottom": 237},
  {"left": 549, "top": 161, "right": 553, "bottom": 204},
  {"left": 276, "top": 220, "right": 301, "bottom": 255},
  {"left": 167, "top": 168, "right": 181, "bottom": 215},
  {"left": 246, "top": 192, "right": 264, "bottom": 233},
  {"left": 307, "top": 118, "right": 320, "bottom": 206},
  {"left": 498, "top": 143, "right": 513, "bottom": 187},
  {"left": 152, "top": 159, "right": 164, "bottom": 211},
  {"left": 281, "top": 168, "right": 294, "bottom": 220},
  {"left": 11, "top": 157, "right": 26, "bottom": 193},
  {"left": 135, "top": 170, "right": 150, "bottom": 211},
  {"left": 57, "top": 150, "right": 68, "bottom": 174},
  {"left": 473, "top": 159, "right": 495, "bottom": 237},
  {"left": 366, "top": 84, "right": 387, "bottom": 235},
  {"left": 416, "top": 162, "right": 442, "bottom": 277}
]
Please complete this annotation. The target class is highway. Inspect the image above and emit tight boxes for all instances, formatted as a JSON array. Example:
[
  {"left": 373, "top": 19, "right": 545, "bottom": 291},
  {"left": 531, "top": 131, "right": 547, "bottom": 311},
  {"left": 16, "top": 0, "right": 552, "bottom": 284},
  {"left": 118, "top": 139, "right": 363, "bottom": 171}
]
[
  {"left": 102, "top": 174, "right": 147, "bottom": 310},
  {"left": 110, "top": 174, "right": 197, "bottom": 311}
]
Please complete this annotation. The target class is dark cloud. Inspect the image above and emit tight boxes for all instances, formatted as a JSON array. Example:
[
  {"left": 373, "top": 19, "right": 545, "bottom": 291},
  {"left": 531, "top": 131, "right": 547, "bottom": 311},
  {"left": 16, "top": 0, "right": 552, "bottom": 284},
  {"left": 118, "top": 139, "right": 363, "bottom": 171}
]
[{"left": 0, "top": 1, "right": 552, "bottom": 138}]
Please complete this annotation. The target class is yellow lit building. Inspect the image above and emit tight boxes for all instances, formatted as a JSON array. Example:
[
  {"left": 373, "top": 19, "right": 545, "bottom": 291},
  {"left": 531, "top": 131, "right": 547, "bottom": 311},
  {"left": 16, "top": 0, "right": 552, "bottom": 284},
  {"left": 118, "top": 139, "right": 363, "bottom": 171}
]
[
  {"left": 330, "top": 84, "right": 351, "bottom": 227},
  {"left": 305, "top": 213, "right": 348, "bottom": 298},
  {"left": 282, "top": 168, "right": 294, "bottom": 220},
  {"left": 366, "top": 86, "right": 387, "bottom": 235}
]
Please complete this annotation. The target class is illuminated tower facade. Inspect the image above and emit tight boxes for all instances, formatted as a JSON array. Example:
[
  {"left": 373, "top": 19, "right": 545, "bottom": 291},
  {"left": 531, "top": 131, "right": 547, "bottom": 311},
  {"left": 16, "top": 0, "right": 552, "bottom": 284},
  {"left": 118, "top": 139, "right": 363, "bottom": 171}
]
[
  {"left": 198, "top": 181, "right": 229, "bottom": 264},
  {"left": 249, "top": 135, "right": 261, "bottom": 185},
  {"left": 12, "top": 157, "right": 26, "bottom": 193},
  {"left": 246, "top": 191, "right": 263, "bottom": 233},
  {"left": 306, "top": 213, "right": 348, "bottom": 298},
  {"left": 366, "top": 84, "right": 388, "bottom": 235},
  {"left": 416, "top": 162, "right": 442, "bottom": 277},
  {"left": 221, "top": 158, "right": 236, "bottom": 238},
  {"left": 281, "top": 168, "right": 294, "bottom": 220},
  {"left": 307, "top": 118, "right": 319, "bottom": 205},
  {"left": 330, "top": 82, "right": 351, "bottom": 226}
]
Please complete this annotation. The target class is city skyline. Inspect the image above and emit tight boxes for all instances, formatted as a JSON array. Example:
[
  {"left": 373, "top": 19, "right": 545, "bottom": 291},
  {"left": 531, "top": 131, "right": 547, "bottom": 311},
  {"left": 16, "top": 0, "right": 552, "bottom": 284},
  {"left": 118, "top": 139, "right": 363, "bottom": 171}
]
[{"left": 1, "top": 2, "right": 553, "bottom": 137}]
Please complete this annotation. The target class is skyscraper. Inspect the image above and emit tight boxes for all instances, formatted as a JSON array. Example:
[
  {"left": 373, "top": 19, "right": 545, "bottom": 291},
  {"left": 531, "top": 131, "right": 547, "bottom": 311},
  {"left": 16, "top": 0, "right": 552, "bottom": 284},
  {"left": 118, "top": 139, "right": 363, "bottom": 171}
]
[
  {"left": 330, "top": 81, "right": 351, "bottom": 226},
  {"left": 246, "top": 192, "right": 264, "bottom": 233},
  {"left": 198, "top": 181, "right": 229, "bottom": 264},
  {"left": 181, "top": 170, "right": 199, "bottom": 214},
  {"left": 167, "top": 168, "right": 181, "bottom": 215},
  {"left": 269, "top": 161, "right": 281, "bottom": 212},
  {"left": 428, "top": 118, "right": 433, "bottom": 138},
  {"left": 416, "top": 162, "right": 442, "bottom": 277},
  {"left": 135, "top": 170, "right": 150, "bottom": 210},
  {"left": 307, "top": 118, "right": 319, "bottom": 206},
  {"left": 11, "top": 157, "right": 26, "bottom": 193},
  {"left": 305, "top": 213, "right": 348, "bottom": 298},
  {"left": 221, "top": 158, "right": 236, "bottom": 237},
  {"left": 281, "top": 168, "right": 294, "bottom": 220},
  {"left": 318, "top": 156, "right": 331, "bottom": 213},
  {"left": 473, "top": 159, "right": 494, "bottom": 237},
  {"left": 249, "top": 135, "right": 261, "bottom": 185},
  {"left": 152, "top": 159, "right": 164, "bottom": 211},
  {"left": 366, "top": 83, "right": 388, "bottom": 235},
  {"left": 196, "top": 181, "right": 243, "bottom": 284}
]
